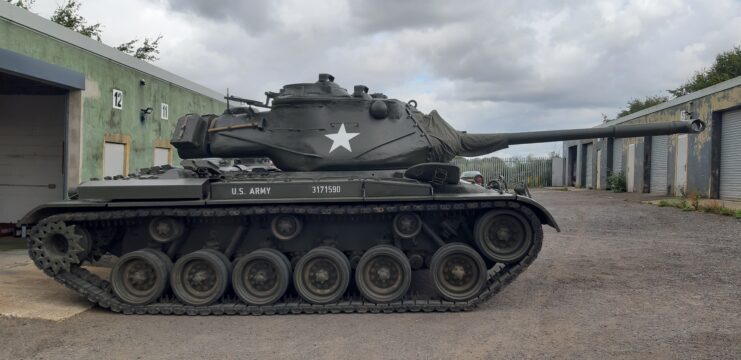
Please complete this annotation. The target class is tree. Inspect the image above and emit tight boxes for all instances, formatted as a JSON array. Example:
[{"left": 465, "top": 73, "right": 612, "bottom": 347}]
[
  {"left": 49, "top": 0, "right": 102, "bottom": 41},
  {"left": 116, "top": 35, "right": 163, "bottom": 62},
  {"left": 5, "top": 0, "right": 34, "bottom": 9},
  {"left": 669, "top": 46, "right": 741, "bottom": 97},
  {"left": 46, "top": 0, "right": 163, "bottom": 62},
  {"left": 617, "top": 95, "right": 668, "bottom": 118}
]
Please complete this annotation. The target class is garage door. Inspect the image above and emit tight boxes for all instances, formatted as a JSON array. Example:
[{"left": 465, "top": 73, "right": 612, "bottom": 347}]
[
  {"left": 0, "top": 95, "right": 65, "bottom": 223},
  {"left": 720, "top": 109, "right": 741, "bottom": 200},
  {"left": 585, "top": 144, "right": 593, "bottom": 188},
  {"left": 612, "top": 139, "right": 623, "bottom": 174},
  {"left": 650, "top": 135, "right": 668, "bottom": 195}
]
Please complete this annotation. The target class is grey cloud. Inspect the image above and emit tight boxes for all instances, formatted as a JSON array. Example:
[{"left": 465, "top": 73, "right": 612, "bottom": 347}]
[
  {"left": 345, "top": 0, "right": 478, "bottom": 32},
  {"left": 165, "top": 0, "right": 276, "bottom": 33}
]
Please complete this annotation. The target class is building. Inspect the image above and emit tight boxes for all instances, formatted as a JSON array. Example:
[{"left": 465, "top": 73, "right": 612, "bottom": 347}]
[
  {"left": 562, "top": 75, "right": 741, "bottom": 201},
  {"left": 0, "top": 3, "right": 225, "bottom": 226}
]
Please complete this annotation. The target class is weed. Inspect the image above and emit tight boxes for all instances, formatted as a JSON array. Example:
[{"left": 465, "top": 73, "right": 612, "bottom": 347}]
[
  {"left": 607, "top": 172, "right": 627, "bottom": 193},
  {"left": 689, "top": 191, "right": 700, "bottom": 211}
]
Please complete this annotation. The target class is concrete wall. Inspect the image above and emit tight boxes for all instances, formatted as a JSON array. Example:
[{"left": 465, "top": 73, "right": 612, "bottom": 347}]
[
  {"left": 0, "top": 18, "right": 225, "bottom": 183},
  {"left": 563, "top": 77, "right": 741, "bottom": 198}
]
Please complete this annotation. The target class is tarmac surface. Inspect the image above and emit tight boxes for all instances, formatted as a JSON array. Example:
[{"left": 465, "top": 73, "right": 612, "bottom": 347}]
[{"left": 0, "top": 189, "right": 739, "bottom": 359}]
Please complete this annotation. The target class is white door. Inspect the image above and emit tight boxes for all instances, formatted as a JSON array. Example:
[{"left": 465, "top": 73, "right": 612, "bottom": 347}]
[
  {"left": 104, "top": 142, "right": 126, "bottom": 177},
  {"left": 650, "top": 136, "right": 668, "bottom": 195},
  {"left": 154, "top": 147, "right": 171, "bottom": 166},
  {"left": 674, "top": 135, "right": 688, "bottom": 196},
  {"left": 627, "top": 144, "right": 636, "bottom": 192}
]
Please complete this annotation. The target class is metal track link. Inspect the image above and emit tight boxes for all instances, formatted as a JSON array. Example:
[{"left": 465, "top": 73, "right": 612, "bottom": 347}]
[{"left": 28, "top": 200, "right": 543, "bottom": 315}]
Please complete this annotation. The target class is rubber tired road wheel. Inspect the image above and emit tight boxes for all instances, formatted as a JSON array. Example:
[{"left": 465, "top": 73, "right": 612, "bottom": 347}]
[
  {"left": 293, "top": 246, "right": 350, "bottom": 305},
  {"left": 473, "top": 209, "right": 533, "bottom": 263},
  {"left": 111, "top": 249, "right": 170, "bottom": 306},
  {"left": 171, "top": 249, "right": 231, "bottom": 306},
  {"left": 232, "top": 248, "right": 291, "bottom": 306},
  {"left": 356, "top": 245, "right": 411, "bottom": 303},
  {"left": 430, "top": 243, "right": 487, "bottom": 302}
]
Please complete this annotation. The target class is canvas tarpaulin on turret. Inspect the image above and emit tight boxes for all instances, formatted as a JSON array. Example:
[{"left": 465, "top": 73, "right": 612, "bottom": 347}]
[{"left": 414, "top": 110, "right": 509, "bottom": 161}]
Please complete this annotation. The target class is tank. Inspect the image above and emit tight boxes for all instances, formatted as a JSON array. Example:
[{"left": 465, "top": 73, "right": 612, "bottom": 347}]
[{"left": 19, "top": 74, "right": 705, "bottom": 315}]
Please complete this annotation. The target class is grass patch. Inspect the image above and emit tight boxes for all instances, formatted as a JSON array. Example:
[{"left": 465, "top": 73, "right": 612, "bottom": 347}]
[{"left": 657, "top": 197, "right": 740, "bottom": 218}]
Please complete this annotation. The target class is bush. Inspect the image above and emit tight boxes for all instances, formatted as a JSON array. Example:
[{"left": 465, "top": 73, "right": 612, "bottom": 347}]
[{"left": 607, "top": 172, "right": 627, "bottom": 192}]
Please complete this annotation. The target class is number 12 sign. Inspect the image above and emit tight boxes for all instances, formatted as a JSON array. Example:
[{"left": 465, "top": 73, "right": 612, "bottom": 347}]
[{"left": 112, "top": 89, "right": 123, "bottom": 110}]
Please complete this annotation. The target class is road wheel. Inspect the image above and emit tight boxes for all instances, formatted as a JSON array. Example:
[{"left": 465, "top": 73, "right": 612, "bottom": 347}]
[
  {"left": 110, "top": 249, "right": 170, "bottom": 305},
  {"left": 232, "top": 249, "right": 291, "bottom": 305},
  {"left": 356, "top": 245, "right": 411, "bottom": 303},
  {"left": 473, "top": 209, "right": 533, "bottom": 263},
  {"left": 430, "top": 243, "right": 487, "bottom": 302},
  {"left": 171, "top": 249, "right": 230, "bottom": 306},
  {"left": 293, "top": 246, "right": 350, "bottom": 304}
]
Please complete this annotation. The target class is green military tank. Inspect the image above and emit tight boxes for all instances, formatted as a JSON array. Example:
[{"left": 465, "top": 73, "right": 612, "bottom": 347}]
[{"left": 20, "top": 74, "right": 705, "bottom": 315}]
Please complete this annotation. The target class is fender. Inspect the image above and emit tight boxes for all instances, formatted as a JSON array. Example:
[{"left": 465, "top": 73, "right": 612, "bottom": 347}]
[{"left": 515, "top": 195, "right": 560, "bottom": 232}]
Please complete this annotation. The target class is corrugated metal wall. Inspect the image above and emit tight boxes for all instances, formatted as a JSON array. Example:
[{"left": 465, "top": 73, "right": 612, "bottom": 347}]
[
  {"left": 612, "top": 138, "right": 623, "bottom": 174},
  {"left": 720, "top": 108, "right": 741, "bottom": 200},
  {"left": 650, "top": 136, "right": 668, "bottom": 195},
  {"left": 585, "top": 144, "right": 593, "bottom": 188}
]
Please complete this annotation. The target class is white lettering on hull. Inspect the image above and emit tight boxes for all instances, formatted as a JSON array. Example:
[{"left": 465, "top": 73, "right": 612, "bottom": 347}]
[{"left": 230, "top": 187, "right": 271, "bottom": 196}]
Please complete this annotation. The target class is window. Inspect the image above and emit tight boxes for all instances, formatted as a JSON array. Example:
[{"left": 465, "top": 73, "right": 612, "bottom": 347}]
[
  {"left": 154, "top": 147, "right": 171, "bottom": 166},
  {"left": 104, "top": 142, "right": 127, "bottom": 177}
]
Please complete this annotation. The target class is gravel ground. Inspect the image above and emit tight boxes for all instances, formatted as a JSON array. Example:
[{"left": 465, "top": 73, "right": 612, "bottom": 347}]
[{"left": 1, "top": 189, "right": 739, "bottom": 360}]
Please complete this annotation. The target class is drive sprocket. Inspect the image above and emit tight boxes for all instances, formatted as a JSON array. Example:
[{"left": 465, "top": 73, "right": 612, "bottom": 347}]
[{"left": 28, "top": 221, "right": 86, "bottom": 274}]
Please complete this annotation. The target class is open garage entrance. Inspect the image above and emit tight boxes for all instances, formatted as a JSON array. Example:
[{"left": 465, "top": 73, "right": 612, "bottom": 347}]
[
  {"left": 0, "top": 48, "right": 84, "bottom": 233},
  {"left": 0, "top": 73, "right": 66, "bottom": 227}
]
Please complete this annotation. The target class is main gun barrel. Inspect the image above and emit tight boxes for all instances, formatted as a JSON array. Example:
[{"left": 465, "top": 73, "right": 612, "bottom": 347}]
[{"left": 504, "top": 119, "right": 706, "bottom": 145}]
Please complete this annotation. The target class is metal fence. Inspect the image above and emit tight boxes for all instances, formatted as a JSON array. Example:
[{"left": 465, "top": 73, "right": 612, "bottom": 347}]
[{"left": 451, "top": 155, "right": 554, "bottom": 188}]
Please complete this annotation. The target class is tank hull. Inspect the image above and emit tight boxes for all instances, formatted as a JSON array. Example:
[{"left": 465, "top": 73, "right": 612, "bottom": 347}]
[{"left": 21, "top": 169, "right": 557, "bottom": 314}]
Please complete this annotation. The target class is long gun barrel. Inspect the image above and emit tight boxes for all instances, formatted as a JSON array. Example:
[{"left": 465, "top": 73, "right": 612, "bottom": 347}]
[
  {"left": 450, "top": 119, "right": 706, "bottom": 158},
  {"left": 504, "top": 119, "right": 706, "bottom": 145}
]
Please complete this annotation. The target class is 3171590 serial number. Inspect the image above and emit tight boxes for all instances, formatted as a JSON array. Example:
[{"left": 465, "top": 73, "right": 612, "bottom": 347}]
[{"left": 311, "top": 185, "right": 342, "bottom": 194}]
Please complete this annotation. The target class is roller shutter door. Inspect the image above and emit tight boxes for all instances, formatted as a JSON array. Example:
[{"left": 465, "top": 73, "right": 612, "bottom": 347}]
[
  {"left": 650, "top": 136, "right": 668, "bottom": 195},
  {"left": 585, "top": 144, "right": 593, "bottom": 188},
  {"left": 720, "top": 109, "right": 741, "bottom": 200},
  {"left": 612, "top": 139, "right": 623, "bottom": 174}
]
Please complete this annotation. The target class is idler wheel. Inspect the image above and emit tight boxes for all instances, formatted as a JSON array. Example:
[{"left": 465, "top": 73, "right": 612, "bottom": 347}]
[
  {"left": 271, "top": 215, "right": 303, "bottom": 241},
  {"left": 148, "top": 216, "right": 184, "bottom": 243},
  {"left": 110, "top": 249, "right": 171, "bottom": 305},
  {"left": 293, "top": 246, "right": 350, "bottom": 304},
  {"left": 171, "top": 249, "right": 231, "bottom": 306},
  {"left": 430, "top": 243, "right": 487, "bottom": 302},
  {"left": 232, "top": 249, "right": 291, "bottom": 306},
  {"left": 473, "top": 209, "right": 533, "bottom": 263},
  {"left": 355, "top": 245, "right": 411, "bottom": 303},
  {"left": 29, "top": 221, "right": 87, "bottom": 274},
  {"left": 392, "top": 213, "right": 422, "bottom": 239}
]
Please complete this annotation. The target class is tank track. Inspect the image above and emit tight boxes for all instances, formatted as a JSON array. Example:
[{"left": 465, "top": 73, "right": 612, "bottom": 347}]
[{"left": 27, "top": 200, "right": 543, "bottom": 315}]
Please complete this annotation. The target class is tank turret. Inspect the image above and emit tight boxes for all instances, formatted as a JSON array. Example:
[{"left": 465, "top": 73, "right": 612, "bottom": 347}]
[{"left": 172, "top": 74, "right": 705, "bottom": 171}]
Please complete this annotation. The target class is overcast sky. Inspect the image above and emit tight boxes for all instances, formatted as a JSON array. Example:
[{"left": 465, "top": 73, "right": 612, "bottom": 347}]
[{"left": 25, "top": 0, "right": 741, "bottom": 156}]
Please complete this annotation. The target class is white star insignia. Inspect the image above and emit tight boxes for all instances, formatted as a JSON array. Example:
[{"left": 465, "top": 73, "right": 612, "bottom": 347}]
[{"left": 325, "top": 123, "right": 360, "bottom": 153}]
